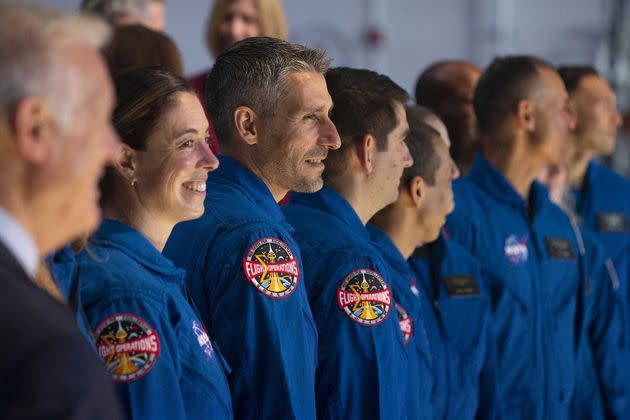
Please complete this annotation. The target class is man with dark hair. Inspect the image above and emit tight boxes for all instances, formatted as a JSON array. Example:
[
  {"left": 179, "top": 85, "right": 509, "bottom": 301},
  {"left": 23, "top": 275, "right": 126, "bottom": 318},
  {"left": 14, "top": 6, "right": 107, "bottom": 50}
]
[
  {"left": 165, "top": 37, "right": 340, "bottom": 419},
  {"left": 556, "top": 66, "right": 628, "bottom": 262},
  {"left": 370, "top": 105, "right": 499, "bottom": 419},
  {"left": 415, "top": 60, "right": 481, "bottom": 174},
  {"left": 446, "top": 55, "right": 627, "bottom": 419},
  {"left": 283, "top": 67, "right": 415, "bottom": 418}
]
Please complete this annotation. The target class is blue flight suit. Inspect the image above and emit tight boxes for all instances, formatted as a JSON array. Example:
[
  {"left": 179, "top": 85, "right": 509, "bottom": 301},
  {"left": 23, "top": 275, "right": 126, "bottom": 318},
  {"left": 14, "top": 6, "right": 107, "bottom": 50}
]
[
  {"left": 445, "top": 154, "right": 625, "bottom": 420},
  {"left": 367, "top": 224, "right": 434, "bottom": 419},
  {"left": 164, "top": 156, "right": 317, "bottom": 420},
  {"left": 408, "top": 232, "right": 499, "bottom": 420},
  {"left": 570, "top": 226, "right": 628, "bottom": 419},
  {"left": 572, "top": 160, "right": 630, "bottom": 261},
  {"left": 283, "top": 187, "right": 408, "bottom": 420},
  {"left": 76, "top": 220, "right": 233, "bottom": 419},
  {"left": 47, "top": 244, "right": 76, "bottom": 299}
]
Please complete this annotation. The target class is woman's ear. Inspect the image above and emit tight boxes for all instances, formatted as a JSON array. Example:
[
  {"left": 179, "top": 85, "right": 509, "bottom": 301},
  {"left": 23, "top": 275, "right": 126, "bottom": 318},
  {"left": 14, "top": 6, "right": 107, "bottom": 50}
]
[
  {"left": 113, "top": 144, "right": 138, "bottom": 186},
  {"left": 408, "top": 175, "right": 426, "bottom": 209}
]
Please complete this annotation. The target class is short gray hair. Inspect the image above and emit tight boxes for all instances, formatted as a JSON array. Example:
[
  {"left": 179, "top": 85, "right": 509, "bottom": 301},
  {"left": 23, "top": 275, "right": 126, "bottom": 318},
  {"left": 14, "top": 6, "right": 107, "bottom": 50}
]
[
  {"left": 80, "top": 0, "right": 161, "bottom": 23},
  {"left": 0, "top": 4, "right": 110, "bottom": 127},
  {"left": 206, "top": 37, "right": 330, "bottom": 146}
]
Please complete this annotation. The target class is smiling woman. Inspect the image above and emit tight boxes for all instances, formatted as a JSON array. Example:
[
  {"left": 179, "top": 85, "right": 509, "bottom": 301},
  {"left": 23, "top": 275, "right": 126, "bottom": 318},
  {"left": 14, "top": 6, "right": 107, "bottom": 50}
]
[{"left": 75, "top": 68, "right": 233, "bottom": 419}]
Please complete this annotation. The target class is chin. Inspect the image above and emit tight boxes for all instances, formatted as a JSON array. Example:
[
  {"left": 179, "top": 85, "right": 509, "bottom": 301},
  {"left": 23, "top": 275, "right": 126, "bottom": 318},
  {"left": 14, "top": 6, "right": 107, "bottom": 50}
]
[{"left": 292, "top": 177, "right": 323, "bottom": 194}]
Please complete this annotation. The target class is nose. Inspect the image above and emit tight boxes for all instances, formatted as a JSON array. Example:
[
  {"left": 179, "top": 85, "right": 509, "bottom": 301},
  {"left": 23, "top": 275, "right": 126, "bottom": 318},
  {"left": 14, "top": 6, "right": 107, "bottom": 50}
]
[
  {"left": 318, "top": 116, "right": 341, "bottom": 150},
  {"left": 198, "top": 141, "right": 219, "bottom": 172},
  {"left": 402, "top": 141, "right": 413, "bottom": 168},
  {"left": 228, "top": 17, "right": 248, "bottom": 42},
  {"left": 614, "top": 107, "right": 622, "bottom": 127}
]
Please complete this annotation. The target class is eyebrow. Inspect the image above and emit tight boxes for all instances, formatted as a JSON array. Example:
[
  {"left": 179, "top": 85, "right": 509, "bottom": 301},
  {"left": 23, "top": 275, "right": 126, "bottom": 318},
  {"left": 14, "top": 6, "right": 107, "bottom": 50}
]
[{"left": 175, "top": 127, "right": 209, "bottom": 138}]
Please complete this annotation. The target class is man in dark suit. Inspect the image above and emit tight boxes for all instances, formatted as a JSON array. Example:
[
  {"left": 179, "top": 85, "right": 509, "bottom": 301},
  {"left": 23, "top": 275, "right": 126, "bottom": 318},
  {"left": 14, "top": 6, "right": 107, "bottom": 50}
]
[{"left": 0, "top": 5, "right": 124, "bottom": 419}]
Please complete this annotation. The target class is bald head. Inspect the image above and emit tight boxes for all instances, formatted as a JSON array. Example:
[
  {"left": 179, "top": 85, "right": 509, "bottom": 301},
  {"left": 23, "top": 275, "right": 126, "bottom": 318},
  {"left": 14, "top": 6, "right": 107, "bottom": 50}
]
[{"left": 415, "top": 60, "right": 481, "bottom": 172}]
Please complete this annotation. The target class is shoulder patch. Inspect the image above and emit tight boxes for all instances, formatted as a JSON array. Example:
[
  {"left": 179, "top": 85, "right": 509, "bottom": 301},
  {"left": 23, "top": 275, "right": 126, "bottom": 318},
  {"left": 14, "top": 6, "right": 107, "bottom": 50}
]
[
  {"left": 94, "top": 314, "right": 160, "bottom": 382},
  {"left": 395, "top": 303, "right": 413, "bottom": 345},
  {"left": 337, "top": 268, "right": 392, "bottom": 326},
  {"left": 242, "top": 237, "right": 300, "bottom": 298},
  {"left": 192, "top": 320, "right": 214, "bottom": 360}
]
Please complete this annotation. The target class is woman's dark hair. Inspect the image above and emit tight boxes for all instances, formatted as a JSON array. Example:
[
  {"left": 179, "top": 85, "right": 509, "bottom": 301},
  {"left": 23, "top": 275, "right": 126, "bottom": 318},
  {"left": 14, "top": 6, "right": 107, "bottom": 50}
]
[
  {"left": 102, "top": 24, "right": 183, "bottom": 76},
  {"left": 101, "top": 67, "right": 194, "bottom": 203}
]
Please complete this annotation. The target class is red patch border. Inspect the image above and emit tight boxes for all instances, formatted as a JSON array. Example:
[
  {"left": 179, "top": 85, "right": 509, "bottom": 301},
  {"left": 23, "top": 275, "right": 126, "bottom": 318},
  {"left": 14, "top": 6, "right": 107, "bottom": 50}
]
[
  {"left": 94, "top": 313, "right": 161, "bottom": 383},
  {"left": 336, "top": 267, "right": 392, "bottom": 327},
  {"left": 242, "top": 237, "right": 300, "bottom": 299}
]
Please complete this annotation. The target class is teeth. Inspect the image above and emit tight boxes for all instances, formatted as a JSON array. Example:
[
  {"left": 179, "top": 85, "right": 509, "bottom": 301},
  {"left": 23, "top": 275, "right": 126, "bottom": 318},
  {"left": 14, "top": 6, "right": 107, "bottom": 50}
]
[
  {"left": 307, "top": 159, "right": 322, "bottom": 163},
  {"left": 184, "top": 182, "right": 206, "bottom": 193}
]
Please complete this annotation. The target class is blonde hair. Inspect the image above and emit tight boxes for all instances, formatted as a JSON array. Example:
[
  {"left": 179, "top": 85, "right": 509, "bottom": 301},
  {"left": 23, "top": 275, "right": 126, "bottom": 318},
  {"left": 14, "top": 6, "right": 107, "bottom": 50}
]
[
  {"left": 0, "top": 4, "right": 110, "bottom": 127},
  {"left": 206, "top": 0, "right": 288, "bottom": 57}
]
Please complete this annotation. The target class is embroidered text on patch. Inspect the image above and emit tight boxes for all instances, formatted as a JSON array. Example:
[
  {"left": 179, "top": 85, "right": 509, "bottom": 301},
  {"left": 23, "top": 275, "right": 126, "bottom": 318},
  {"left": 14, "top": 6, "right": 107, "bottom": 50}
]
[
  {"left": 337, "top": 269, "right": 392, "bottom": 326},
  {"left": 396, "top": 303, "right": 413, "bottom": 345},
  {"left": 94, "top": 314, "right": 160, "bottom": 382},
  {"left": 243, "top": 238, "right": 300, "bottom": 298}
]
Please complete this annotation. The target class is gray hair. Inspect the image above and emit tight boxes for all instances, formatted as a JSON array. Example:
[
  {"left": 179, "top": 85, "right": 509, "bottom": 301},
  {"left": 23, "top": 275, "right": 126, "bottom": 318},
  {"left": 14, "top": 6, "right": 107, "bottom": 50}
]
[
  {"left": 206, "top": 37, "right": 330, "bottom": 146},
  {"left": 0, "top": 4, "right": 110, "bottom": 128},
  {"left": 80, "top": 0, "right": 161, "bottom": 23}
]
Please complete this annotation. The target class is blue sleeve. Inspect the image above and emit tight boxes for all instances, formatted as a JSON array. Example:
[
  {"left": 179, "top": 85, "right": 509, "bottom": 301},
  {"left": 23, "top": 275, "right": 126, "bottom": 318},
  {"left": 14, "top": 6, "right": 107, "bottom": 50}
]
[
  {"left": 87, "top": 295, "right": 186, "bottom": 420},
  {"left": 200, "top": 228, "right": 316, "bottom": 419},
  {"left": 311, "top": 254, "right": 406, "bottom": 420},
  {"left": 476, "top": 275, "right": 501, "bottom": 420},
  {"left": 583, "top": 235, "right": 630, "bottom": 419}
]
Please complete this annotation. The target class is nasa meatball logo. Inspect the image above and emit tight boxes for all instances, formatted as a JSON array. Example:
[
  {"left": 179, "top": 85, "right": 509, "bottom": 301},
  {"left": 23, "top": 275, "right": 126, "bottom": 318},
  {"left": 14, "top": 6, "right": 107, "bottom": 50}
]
[
  {"left": 337, "top": 269, "right": 392, "bottom": 326},
  {"left": 243, "top": 238, "right": 300, "bottom": 298},
  {"left": 94, "top": 314, "right": 160, "bottom": 382},
  {"left": 192, "top": 320, "right": 213, "bottom": 360},
  {"left": 504, "top": 234, "right": 528, "bottom": 266},
  {"left": 396, "top": 303, "right": 413, "bottom": 345}
]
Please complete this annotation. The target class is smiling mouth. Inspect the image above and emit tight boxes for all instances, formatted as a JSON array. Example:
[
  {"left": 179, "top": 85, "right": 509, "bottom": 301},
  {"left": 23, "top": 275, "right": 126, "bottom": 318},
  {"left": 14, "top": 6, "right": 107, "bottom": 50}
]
[{"left": 183, "top": 181, "right": 206, "bottom": 193}]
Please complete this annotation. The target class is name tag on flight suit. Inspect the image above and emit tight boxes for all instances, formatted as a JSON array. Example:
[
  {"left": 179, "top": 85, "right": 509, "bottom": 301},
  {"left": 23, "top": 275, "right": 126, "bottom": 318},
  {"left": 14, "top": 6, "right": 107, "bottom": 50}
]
[
  {"left": 596, "top": 213, "right": 629, "bottom": 232},
  {"left": 443, "top": 275, "right": 480, "bottom": 297},
  {"left": 545, "top": 237, "right": 576, "bottom": 260}
]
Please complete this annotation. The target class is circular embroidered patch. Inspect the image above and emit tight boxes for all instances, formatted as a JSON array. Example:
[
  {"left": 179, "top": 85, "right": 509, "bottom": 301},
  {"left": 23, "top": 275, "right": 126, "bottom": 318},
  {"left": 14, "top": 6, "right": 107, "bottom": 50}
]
[
  {"left": 242, "top": 237, "right": 300, "bottom": 298},
  {"left": 396, "top": 303, "right": 413, "bottom": 345},
  {"left": 94, "top": 314, "right": 160, "bottom": 382},
  {"left": 337, "top": 268, "right": 392, "bottom": 326}
]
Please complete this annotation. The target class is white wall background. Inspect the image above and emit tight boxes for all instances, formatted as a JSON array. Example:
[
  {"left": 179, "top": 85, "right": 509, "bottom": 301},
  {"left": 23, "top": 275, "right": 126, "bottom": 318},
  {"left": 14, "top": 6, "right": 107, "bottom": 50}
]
[{"left": 35, "top": 0, "right": 613, "bottom": 95}]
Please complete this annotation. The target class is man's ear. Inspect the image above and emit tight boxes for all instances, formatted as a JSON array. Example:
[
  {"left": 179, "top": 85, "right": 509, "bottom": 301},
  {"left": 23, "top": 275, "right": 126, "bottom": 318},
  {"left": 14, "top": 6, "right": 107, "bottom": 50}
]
[
  {"left": 113, "top": 144, "right": 138, "bottom": 185},
  {"left": 515, "top": 99, "right": 535, "bottom": 132},
  {"left": 234, "top": 106, "right": 259, "bottom": 145},
  {"left": 408, "top": 175, "right": 426, "bottom": 209},
  {"left": 355, "top": 134, "right": 377, "bottom": 174},
  {"left": 12, "top": 97, "right": 56, "bottom": 164}
]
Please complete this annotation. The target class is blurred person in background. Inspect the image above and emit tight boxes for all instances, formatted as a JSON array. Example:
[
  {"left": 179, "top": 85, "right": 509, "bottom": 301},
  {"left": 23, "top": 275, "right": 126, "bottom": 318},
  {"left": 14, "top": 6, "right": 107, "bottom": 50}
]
[
  {"left": 189, "top": 0, "right": 288, "bottom": 151},
  {"left": 81, "top": 0, "right": 165, "bottom": 31},
  {"left": 446, "top": 55, "right": 628, "bottom": 419},
  {"left": 0, "top": 4, "right": 123, "bottom": 418},
  {"left": 415, "top": 60, "right": 482, "bottom": 174},
  {"left": 556, "top": 66, "right": 629, "bottom": 262},
  {"left": 76, "top": 68, "right": 232, "bottom": 419},
  {"left": 102, "top": 23, "right": 183, "bottom": 76}
]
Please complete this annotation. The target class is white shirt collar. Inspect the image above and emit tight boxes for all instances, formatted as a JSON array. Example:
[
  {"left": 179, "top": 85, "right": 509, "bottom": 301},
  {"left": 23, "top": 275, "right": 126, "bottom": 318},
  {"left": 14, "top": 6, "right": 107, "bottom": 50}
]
[{"left": 0, "top": 207, "right": 38, "bottom": 277}]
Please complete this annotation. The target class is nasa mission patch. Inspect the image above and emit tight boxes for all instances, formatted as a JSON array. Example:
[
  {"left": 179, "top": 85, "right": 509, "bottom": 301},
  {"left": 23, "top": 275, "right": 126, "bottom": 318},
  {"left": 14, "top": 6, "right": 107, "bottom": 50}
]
[
  {"left": 504, "top": 234, "right": 528, "bottom": 266},
  {"left": 337, "top": 268, "right": 392, "bottom": 326},
  {"left": 94, "top": 314, "right": 160, "bottom": 382},
  {"left": 396, "top": 303, "right": 413, "bottom": 345},
  {"left": 242, "top": 237, "right": 300, "bottom": 298}
]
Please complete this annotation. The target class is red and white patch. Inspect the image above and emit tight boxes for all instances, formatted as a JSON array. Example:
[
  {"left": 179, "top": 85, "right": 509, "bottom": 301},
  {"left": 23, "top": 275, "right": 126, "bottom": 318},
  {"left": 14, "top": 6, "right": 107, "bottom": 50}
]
[
  {"left": 396, "top": 303, "right": 413, "bottom": 345},
  {"left": 337, "top": 268, "right": 392, "bottom": 326},
  {"left": 94, "top": 314, "right": 160, "bottom": 382},
  {"left": 242, "top": 237, "right": 300, "bottom": 298}
]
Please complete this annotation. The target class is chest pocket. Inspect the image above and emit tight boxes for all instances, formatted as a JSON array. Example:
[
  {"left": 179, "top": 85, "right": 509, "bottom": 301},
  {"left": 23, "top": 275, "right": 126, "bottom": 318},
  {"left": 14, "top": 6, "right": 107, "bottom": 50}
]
[{"left": 177, "top": 317, "right": 232, "bottom": 419}]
